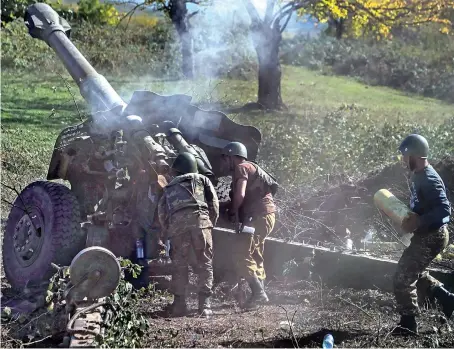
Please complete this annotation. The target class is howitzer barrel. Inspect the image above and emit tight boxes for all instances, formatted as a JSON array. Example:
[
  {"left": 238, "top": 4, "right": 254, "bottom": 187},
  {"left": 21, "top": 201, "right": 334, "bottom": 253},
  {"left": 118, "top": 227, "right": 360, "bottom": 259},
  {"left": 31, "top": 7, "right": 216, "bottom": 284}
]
[{"left": 24, "top": 3, "right": 126, "bottom": 113}]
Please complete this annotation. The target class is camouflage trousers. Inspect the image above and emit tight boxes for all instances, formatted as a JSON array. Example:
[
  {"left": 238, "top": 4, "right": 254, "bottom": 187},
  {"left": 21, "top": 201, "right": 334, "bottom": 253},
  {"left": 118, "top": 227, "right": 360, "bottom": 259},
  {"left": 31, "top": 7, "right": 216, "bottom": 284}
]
[
  {"left": 393, "top": 225, "right": 449, "bottom": 316},
  {"left": 169, "top": 227, "right": 214, "bottom": 297},
  {"left": 234, "top": 213, "right": 276, "bottom": 280}
]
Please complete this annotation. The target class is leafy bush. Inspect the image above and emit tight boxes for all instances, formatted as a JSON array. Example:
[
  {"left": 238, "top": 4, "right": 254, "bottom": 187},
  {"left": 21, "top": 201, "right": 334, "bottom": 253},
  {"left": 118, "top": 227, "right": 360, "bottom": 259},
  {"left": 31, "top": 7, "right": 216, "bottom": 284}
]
[
  {"left": 1, "top": 18, "right": 181, "bottom": 76},
  {"left": 281, "top": 31, "right": 454, "bottom": 102},
  {"left": 1, "top": 14, "right": 256, "bottom": 80},
  {"left": 1, "top": 0, "right": 46, "bottom": 24},
  {"left": 249, "top": 110, "right": 454, "bottom": 185},
  {"left": 127, "top": 14, "right": 161, "bottom": 28},
  {"left": 77, "top": 0, "right": 120, "bottom": 26},
  {"left": 1, "top": 0, "right": 114, "bottom": 25},
  {"left": 96, "top": 259, "right": 152, "bottom": 348}
]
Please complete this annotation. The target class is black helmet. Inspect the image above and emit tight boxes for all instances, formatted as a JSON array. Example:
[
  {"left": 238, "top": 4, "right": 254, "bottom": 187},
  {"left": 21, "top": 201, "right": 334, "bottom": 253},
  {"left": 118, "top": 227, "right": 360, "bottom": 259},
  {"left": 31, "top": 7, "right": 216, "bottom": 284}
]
[
  {"left": 399, "top": 134, "right": 429, "bottom": 158},
  {"left": 222, "top": 142, "right": 247, "bottom": 159},
  {"left": 172, "top": 152, "right": 198, "bottom": 174}
]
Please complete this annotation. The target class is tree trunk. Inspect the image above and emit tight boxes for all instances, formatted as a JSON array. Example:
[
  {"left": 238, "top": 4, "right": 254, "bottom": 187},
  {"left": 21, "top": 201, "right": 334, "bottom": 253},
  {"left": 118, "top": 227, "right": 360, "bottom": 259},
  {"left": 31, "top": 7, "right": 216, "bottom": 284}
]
[
  {"left": 335, "top": 18, "right": 345, "bottom": 40},
  {"left": 177, "top": 30, "right": 194, "bottom": 79},
  {"left": 168, "top": 0, "right": 194, "bottom": 79},
  {"left": 328, "top": 17, "right": 345, "bottom": 40},
  {"left": 253, "top": 25, "right": 284, "bottom": 110}
]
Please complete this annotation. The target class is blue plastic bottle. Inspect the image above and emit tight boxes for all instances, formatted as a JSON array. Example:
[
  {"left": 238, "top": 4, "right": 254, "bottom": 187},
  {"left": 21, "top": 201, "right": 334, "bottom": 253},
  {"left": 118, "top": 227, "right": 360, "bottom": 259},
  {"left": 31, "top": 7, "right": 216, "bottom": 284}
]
[
  {"left": 322, "top": 334, "right": 334, "bottom": 349},
  {"left": 135, "top": 239, "right": 144, "bottom": 259}
]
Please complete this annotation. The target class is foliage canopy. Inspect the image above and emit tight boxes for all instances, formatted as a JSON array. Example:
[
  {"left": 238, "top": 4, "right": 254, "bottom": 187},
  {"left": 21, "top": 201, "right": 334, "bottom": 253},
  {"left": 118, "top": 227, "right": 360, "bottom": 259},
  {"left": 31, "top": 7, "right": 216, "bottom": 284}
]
[{"left": 296, "top": 0, "right": 454, "bottom": 38}]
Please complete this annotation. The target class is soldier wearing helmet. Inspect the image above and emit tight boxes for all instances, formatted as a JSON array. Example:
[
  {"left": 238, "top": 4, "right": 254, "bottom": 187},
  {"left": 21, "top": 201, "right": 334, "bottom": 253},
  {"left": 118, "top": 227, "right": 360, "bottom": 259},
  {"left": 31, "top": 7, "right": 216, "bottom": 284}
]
[
  {"left": 221, "top": 141, "right": 278, "bottom": 309},
  {"left": 392, "top": 134, "right": 453, "bottom": 335},
  {"left": 158, "top": 152, "right": 219, "bottom": 318}
]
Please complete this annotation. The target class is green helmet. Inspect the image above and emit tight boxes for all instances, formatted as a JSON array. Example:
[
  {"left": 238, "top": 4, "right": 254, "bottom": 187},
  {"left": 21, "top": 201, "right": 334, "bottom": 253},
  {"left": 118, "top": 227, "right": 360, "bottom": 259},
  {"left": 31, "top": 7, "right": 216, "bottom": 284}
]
[
  {"left": 398, "top": 134, "right": 429, "bottom": 158},
  {"left": 172, "top": 152, "right": 198, "bottom": 174},
  {"left": 222, "top": 142, "right": 247, "bottom": 159}
]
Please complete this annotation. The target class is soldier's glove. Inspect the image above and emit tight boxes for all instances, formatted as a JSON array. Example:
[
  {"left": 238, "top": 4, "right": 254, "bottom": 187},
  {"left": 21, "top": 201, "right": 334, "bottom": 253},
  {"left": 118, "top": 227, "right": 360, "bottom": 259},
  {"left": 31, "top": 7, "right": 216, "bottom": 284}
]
[{"left": 401, "top": 213, "right": 421, "bottom": 234}]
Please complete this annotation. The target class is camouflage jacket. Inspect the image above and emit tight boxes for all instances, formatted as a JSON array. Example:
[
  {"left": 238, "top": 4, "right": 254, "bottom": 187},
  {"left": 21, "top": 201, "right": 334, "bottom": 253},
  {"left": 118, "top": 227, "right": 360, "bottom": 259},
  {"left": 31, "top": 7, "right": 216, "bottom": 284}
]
[{"left": 158, "top": 173, "right": 219, "bottom": 236}]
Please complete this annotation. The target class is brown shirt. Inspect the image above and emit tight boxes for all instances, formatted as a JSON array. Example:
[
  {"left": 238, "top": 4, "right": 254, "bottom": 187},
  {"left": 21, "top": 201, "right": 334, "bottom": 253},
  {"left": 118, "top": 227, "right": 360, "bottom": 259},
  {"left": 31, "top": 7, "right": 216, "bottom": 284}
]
[{"left": 233, "top": 161, "right": 276, "bottom": 220}]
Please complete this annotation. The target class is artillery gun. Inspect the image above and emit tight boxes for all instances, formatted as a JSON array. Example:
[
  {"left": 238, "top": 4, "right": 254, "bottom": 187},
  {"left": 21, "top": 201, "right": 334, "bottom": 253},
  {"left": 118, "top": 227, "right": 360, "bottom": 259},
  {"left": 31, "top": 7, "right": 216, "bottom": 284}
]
[{"left": 2, "top": 2, "right": 261, "bottom": 345}]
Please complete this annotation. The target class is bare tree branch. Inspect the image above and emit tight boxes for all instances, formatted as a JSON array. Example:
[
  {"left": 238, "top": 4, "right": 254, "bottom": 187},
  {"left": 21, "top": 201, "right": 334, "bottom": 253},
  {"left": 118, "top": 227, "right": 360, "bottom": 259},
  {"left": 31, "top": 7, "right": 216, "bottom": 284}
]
[
  {"left": 278, "top": 305, "right": 299, "bottom": 348},
  {"left": 57, "top": 72, "right": 84, "bottom": 122},
  {"left": 274, "top": 2, "right": 306, "bottom": 29},
  {"left": 115, "top": 1, "right": 147, "bottom": 28},
  {"left": 335, "top": 296, "right": 374, "bottom": 318},
  {"left": 279, "top": 8, "right": 294, "bottom": 32},
  {"left": 243, "top": 0, "right": 263, "bottom": 25},
  {"left": 264, "top": 0, "right": 277, "bottom": 24},
  {"left": 187, "top": 10, "right": 199, "bottom": 20},
  {"left": 271, "top": 1, "right": 295, "bottom": 24},
  {"left": 1, "top": 198, "right": 28, "bottom": 213}
]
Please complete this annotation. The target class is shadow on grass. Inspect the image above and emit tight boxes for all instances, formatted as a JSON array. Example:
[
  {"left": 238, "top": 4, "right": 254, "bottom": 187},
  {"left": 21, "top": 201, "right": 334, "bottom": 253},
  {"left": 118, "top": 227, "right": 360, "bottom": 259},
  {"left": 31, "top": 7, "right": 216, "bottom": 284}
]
[
  {"left": 2, "top": 95, "right": 86, "bottom": 131},
  {"left": 5, "top": 95, "right": 85, "bottom": 112},
  {"left": 2, "top": 72, "right": 183, "bottom": 85},
  {"left": 221, "top": 328, "right": 366, "bottom": 348},
  {"left": 3, "top": 114, "right": 83, "bottom": 131}
]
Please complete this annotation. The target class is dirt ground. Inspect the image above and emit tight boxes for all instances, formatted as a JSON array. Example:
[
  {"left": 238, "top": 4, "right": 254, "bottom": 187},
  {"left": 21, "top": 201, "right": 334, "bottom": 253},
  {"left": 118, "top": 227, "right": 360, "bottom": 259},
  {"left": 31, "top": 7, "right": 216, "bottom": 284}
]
[
  {"left": 1, "top": 158, "right": 454, "bottom": 347},
  {"left": 139, "top": 278, "right": 454, "bottom": 348},
  {"left": 2, "top": 274, "right": 454, "bottom": 348}
]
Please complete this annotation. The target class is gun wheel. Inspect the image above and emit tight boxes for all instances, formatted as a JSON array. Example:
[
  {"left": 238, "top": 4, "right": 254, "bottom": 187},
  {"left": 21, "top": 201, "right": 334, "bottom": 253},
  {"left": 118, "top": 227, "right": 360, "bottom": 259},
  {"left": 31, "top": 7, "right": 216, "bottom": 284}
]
[
  {"left": 3, "top": 181, "right": 84, "bottom": 289},
  {"left": 70, "top": 246, "right": 121, "bottom": 299}
]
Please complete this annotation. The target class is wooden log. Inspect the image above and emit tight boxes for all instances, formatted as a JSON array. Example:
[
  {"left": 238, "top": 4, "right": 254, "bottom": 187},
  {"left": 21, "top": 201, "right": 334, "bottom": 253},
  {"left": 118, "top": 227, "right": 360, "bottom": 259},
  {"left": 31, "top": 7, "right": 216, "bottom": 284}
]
[{"left": 211, "top": 227, "right": 454, "bottom": 291}]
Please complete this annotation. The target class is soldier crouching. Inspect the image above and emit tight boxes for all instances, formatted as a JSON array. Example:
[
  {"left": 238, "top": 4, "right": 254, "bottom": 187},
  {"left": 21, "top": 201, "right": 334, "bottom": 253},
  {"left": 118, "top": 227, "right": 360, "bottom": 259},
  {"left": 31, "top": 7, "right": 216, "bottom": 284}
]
[{"left": 158, "top": 152, "right": 219, "bottom": 318}]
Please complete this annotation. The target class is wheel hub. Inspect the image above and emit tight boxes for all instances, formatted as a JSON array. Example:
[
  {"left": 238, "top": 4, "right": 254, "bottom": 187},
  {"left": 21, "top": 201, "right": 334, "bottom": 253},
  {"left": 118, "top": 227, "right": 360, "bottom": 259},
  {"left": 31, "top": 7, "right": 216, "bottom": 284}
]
[
  {"left": 14, "top": 208, "right": 45, "bottom": 267},
  {"left": 68, "top": 247, "right": 121, "bottom": 301}
]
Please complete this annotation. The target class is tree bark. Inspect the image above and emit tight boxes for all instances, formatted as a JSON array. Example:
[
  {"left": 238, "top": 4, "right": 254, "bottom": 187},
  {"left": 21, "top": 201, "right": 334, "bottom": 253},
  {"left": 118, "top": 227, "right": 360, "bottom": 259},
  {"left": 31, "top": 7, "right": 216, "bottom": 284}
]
[
  {"left": 168, "top": 0, "right": 194, "bottom": 79},
  {"left": 335, "top": 18, "right": 345, "bottom": 40},
  {"left": 252, "top": 25, "right": 284, "bottom": 110},
  {"left": 328, "top": 17, "right": 345, "bottom": 40},
  {"left": 177, "top": 30, "right": 194, "bottom": 79}
]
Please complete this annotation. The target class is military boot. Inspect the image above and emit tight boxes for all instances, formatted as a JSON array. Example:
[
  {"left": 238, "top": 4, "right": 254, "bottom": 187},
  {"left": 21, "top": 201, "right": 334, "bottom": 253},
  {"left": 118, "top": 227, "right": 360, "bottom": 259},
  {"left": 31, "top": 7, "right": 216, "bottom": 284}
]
[
  {"left": 391, "top": 315, "right": 418, "bottom": 335},
  {"left": 243, "top": 275, "right": 269, "bottom": 310},
  {"left": 432, "top": 286, "right": 454, "bottom": 319},
  {"left": 168, "top": 295, "right": 187, "bottom": 317},
  {"left": 198, "top": 293, "right": 213, "bottom": 318}
]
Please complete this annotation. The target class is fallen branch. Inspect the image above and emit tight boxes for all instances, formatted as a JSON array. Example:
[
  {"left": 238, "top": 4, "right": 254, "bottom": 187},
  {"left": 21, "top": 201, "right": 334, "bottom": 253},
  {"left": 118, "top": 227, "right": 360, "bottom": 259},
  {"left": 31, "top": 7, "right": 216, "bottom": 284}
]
[
  {"left": 335, "top": 296, "right": 374, "bottom": 319},
  {"left": 23, "top": 335, "right": 53, "bottom": 346},
  {"left": 1, "top": 182, "right": 29, "bottom": 216},
  {"left": 278, "top": 305, "right": 299, "bottom": 348}
]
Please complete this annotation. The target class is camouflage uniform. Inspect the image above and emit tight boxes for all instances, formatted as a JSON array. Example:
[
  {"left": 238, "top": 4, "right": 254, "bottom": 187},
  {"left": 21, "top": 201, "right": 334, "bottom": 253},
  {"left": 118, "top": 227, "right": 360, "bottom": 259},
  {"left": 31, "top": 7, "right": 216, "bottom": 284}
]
[
  {"left": 232, "top": 161, "right": 276, "bottom": 282},
  {"left": 393, "top": 226, "right": 448, "bottom": 315},
  {"left": 235, "top": 213, "right": 276, "bottom": 280},
  {"left": 158, "top": 173, "right": 219, "bottom": 299},
  {"left": 393, "top": 165, "right": 451, "bottom": 316}
]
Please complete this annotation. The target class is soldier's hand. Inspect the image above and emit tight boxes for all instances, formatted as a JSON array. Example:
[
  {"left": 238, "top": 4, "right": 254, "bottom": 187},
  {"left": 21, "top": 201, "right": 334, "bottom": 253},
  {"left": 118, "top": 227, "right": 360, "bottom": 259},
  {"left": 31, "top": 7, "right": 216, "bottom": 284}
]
[{"left": 401, "top": 213, "right": 421, "bottom": 234}]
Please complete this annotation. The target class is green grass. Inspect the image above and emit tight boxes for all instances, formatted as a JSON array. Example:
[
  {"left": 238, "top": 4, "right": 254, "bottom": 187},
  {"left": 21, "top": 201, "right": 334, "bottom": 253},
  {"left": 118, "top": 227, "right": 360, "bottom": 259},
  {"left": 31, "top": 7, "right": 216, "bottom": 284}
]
[
  {"left": 2, "top": 65, "right": 451, "bottom": 128},
  {"left": 1, "top": 64, "right": 453, "bottom": 217},
  {"left": 281, "top": 67, "right": 453, "bottom": 122}
]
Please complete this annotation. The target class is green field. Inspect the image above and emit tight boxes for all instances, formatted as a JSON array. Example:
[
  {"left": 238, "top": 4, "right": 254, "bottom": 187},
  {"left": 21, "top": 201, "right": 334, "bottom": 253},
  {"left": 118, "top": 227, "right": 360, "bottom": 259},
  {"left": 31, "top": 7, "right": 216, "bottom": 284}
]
[{"left": 1, "top": 64, "right": 453, "bottom": 217}]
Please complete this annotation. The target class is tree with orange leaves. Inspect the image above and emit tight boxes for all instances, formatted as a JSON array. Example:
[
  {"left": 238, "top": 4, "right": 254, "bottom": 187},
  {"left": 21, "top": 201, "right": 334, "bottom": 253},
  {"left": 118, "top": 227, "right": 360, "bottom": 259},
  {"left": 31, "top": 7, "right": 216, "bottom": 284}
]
[{"left": 296, "top": 0, "right": 454, "bottom": 39}]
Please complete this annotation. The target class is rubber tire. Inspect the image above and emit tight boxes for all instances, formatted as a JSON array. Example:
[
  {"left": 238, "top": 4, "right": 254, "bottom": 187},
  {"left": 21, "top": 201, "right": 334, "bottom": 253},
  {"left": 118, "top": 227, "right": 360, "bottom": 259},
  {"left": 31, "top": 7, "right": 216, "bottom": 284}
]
[{"left": 3, "top": 181, "right": 85, "bottom": 289}]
